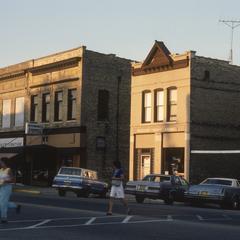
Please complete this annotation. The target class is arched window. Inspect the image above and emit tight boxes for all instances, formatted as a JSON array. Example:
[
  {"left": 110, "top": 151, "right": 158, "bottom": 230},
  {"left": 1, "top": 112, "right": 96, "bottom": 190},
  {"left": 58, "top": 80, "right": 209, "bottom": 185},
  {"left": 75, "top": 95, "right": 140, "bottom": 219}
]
[
  {"left": 167, "top": 87, "right": 177, "bottom": 122},
  {"left": 154, "top": 89, "right": 164, "bottom": 122},
  {"left": 142, "top": 90, "right": 152, "bottom": 123},
  {"left": 97, "top": 89, "right": 109, "bottom": 121}
]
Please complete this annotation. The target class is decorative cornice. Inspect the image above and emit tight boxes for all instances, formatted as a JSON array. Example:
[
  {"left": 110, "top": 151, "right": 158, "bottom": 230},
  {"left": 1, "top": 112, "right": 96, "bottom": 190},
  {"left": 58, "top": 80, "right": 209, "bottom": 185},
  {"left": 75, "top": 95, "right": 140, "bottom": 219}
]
[
  {"left": 132, "top": 58, "right": 189, "bottom": 76},
  {"left": 29, "top": 57, "right": 81, "bottom": 74},
  {"left": 29, "top": 77, "right": 79, "bottom": 88},
  {"left": 0, "top": 71, "right": 26, "bottom": 81}
]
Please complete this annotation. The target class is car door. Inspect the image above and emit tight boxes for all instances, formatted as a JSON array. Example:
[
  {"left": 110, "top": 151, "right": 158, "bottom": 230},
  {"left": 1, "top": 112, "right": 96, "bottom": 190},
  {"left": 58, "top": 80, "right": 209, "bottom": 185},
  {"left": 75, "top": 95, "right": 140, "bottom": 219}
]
[{"left": 172, "top": 176, "right": 188, "bottom": 201}]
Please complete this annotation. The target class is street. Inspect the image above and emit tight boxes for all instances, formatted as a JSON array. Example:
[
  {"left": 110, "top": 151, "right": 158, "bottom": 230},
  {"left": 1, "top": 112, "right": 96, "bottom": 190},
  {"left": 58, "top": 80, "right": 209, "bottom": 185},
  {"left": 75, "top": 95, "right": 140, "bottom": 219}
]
[{"left": 0, "top": 189, "right": 240, "bottom": 240}]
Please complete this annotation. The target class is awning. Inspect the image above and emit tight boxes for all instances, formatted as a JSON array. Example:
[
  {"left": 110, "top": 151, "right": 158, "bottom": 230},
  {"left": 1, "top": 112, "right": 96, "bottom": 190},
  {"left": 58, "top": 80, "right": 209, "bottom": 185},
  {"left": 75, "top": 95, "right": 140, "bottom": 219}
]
[{"left": 0, "top": 153, "right": 18, "bottom": 159}]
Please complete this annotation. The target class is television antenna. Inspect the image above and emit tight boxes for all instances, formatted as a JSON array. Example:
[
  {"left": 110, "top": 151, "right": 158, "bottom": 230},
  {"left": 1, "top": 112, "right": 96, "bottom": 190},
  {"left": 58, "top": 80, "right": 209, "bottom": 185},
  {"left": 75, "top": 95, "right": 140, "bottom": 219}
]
[{"left": 219, "top": 19, "right": 240, "bottom": 64}]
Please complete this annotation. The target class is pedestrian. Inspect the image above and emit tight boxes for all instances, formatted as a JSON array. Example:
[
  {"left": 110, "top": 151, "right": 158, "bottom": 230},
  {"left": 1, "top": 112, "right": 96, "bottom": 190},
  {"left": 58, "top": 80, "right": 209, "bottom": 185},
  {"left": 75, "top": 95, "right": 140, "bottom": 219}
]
[
  {"left": 0, "top": 158, "right": 21, "bottom": 223},
  {"left": 106, "top": 160, "right": 131, "bottom": 215}
]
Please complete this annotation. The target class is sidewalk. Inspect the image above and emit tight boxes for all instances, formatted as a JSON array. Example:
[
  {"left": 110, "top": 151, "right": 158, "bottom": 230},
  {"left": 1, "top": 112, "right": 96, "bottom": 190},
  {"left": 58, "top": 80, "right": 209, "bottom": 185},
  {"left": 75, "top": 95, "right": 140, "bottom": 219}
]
[
  {"left": 13, "top": 184, "right": 135, "bottom": 199},
  {"left": 13, "top": 184, "right": 57, "bottom": 195}
]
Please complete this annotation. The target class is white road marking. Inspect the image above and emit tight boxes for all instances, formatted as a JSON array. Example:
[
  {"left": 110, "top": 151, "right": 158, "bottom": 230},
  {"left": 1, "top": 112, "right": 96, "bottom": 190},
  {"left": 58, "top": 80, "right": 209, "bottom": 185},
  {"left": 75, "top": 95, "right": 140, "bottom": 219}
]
[
  {"left": 122, "top": 215, "right": 132, "bottom": 223},
  {"left": 84, "top": 217, "right": 96, "bottom": 225},
  {"left": 8, "top": 215, "right": 123, "bottom": 224},
  {"left": 27, "top": 219, "right": 52, "bottom": 229},
  {"left": 0, "top": 218, "right": 173, "bottom": 232},
  {"left": 196, "top": 215, "right": 203, "bottom": 220}
]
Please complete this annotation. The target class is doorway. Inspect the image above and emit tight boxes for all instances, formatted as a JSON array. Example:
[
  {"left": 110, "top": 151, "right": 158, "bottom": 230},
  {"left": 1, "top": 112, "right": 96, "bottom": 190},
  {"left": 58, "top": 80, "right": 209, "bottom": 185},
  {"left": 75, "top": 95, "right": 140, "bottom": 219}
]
[{"left": 141, "top": 155, "right": 151, "bottom": 178}]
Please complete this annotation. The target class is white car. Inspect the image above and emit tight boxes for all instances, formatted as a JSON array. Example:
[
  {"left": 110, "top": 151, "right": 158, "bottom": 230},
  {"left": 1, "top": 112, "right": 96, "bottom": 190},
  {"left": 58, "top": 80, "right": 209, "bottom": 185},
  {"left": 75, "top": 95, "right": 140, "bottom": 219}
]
[{"left": 185, "top": 177, "right": 240, "bottom": 209}]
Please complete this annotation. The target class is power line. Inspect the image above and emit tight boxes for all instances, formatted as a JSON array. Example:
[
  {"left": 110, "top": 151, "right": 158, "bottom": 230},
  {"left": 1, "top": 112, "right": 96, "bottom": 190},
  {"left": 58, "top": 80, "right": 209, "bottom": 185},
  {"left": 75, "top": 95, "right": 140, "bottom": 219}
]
[{"left": 219, "top": 19, "right": 240, "bottom": 64}]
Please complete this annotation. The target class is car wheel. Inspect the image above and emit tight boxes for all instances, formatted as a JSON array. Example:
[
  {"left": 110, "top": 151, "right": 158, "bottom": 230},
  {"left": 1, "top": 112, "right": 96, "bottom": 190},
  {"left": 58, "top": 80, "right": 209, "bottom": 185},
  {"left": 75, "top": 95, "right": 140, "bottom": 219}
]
[
  {"left": 135, "top": 195, "right": 145, "bottom": 204},
  {"left": 164, "top": 192, "right": 174, "bottom": 205},
  {"left": 230, "top": 196, "right": 239, "bottom": 210},
  {"left": 58, "top": 189, "right": 66, "bottom": 197},
  {"left": 99, "top": 191, "right": 107, "bottom": 198}
]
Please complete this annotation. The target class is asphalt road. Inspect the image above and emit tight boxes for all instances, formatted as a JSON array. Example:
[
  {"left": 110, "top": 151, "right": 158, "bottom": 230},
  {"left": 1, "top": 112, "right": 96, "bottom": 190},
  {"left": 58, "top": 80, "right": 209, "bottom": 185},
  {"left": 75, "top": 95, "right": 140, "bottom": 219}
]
[{"left": 1, "top": 190, "right": 240, "bottom": 240}]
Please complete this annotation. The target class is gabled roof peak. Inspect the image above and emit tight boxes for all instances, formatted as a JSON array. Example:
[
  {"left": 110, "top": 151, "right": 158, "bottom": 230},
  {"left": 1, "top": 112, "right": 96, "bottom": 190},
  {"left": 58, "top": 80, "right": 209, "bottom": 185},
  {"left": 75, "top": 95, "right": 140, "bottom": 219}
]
[{"left": 142, "top": 41, "right": 172, "bottom": 68}]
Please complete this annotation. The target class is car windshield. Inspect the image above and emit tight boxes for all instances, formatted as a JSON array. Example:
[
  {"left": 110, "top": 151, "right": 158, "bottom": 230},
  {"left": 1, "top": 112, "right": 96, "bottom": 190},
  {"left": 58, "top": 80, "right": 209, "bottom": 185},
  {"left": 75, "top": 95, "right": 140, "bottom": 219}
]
[
  {"left": 142, "top": 175, "right": 171, "bottom": 182},
  {"left": 59, "top": 168, "right": 82, "bottom": 176},
  {"left": 201, "top": 179, "right": 232, "bottom": 186}
]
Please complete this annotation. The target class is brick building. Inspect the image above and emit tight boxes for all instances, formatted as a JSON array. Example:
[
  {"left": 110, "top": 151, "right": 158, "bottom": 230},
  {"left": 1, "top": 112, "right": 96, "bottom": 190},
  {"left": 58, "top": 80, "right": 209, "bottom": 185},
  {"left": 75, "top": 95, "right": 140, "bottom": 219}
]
[
  {"left": 0, "top": 46, "right": 131, "bottom": 185},
  {"left": 130, "top": 41, "right": 240, "bottom": 183}
]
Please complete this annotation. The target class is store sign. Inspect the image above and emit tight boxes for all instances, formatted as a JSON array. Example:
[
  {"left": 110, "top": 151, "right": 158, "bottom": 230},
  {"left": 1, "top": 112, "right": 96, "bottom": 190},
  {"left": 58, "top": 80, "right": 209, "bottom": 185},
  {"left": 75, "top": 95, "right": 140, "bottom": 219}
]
[{"left": 0, "top": 138, "right": 24, "bottom": 148}]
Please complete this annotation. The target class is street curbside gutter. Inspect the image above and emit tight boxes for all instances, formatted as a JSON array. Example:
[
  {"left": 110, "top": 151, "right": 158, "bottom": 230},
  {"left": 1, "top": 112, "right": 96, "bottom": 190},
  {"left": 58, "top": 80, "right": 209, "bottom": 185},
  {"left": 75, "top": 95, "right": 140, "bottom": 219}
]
[{"left": 13, "top": 188, "right": 41, "bottom": 195}]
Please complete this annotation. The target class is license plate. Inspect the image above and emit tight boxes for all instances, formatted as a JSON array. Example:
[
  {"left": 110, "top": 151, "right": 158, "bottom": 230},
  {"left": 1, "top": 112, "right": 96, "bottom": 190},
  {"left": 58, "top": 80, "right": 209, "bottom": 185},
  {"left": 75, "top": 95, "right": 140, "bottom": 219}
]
[
  {"left": 200, "top": 191, "right": 208, "bottom": 196},
  {"left": 137, "top": 185, "right": 147, "bottom": 191},
  {"left": 64, "top": 181, "right": 71, "bottom": 186}
]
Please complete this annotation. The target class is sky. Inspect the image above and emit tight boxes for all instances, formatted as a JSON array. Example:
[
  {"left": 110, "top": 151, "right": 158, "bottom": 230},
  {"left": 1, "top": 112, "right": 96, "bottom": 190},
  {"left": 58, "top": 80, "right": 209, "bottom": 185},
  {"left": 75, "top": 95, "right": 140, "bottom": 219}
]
[{"left": 1, "top": 0, "right": 240, "bottom": 68}]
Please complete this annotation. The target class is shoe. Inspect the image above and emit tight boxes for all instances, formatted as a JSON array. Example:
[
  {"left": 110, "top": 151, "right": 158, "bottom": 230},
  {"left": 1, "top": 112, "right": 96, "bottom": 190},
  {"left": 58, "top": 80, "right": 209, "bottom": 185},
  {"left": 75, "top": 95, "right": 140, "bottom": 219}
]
[
  {"left": 16, "top": 205, "right": 21, "bottom": 214},
  {"left": 127, "top": 208, "right": 132, "bottom": 215},
  {"left": 106, "top": 212, "right": 112, "bottom": 216},
  {"left": 1, "top": 219, "right": 8, "bottom": 224}
]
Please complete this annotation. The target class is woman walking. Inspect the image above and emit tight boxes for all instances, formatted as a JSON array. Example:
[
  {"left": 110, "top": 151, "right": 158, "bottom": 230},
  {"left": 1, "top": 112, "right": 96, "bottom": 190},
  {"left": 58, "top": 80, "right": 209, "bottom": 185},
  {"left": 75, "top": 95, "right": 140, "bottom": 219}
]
[
  {"left": 107, "top": 160, "right": 131, "bottom": 215},
  {"left": 0, "top": 157, "right": 20, "bottom": 223}
]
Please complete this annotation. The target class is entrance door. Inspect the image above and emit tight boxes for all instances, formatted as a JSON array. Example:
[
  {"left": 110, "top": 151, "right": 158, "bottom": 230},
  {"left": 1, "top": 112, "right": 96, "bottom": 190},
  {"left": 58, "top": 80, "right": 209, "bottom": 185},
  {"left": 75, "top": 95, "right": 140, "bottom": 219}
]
[{"left": 141, "top": 155, "right": 151, "bottom": 178}]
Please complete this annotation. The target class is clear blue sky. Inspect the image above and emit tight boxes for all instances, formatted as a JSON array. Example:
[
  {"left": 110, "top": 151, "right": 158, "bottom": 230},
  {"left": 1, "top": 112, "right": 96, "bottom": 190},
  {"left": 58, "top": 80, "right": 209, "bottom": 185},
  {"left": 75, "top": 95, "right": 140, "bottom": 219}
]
[{"left": 1, "top": 0, "right": 240, "bottom": 68}]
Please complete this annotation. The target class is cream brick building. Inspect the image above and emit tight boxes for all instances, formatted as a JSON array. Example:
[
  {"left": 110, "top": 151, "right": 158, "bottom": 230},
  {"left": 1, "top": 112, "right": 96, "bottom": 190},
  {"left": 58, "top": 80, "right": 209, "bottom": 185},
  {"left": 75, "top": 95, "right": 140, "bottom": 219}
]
[
  {"left": 130, "top": 41, "right": 240, "bottom": 182},
  {"left": 0, "top": 46, "right": 131, "bottom": 185}
]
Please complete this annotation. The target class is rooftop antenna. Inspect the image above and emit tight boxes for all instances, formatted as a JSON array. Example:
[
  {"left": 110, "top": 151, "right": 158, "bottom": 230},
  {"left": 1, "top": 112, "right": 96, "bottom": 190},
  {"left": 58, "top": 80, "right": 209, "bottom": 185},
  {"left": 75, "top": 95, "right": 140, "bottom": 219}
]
[{"left": 219, "top": 19, "right": 240, "bottom": 64}]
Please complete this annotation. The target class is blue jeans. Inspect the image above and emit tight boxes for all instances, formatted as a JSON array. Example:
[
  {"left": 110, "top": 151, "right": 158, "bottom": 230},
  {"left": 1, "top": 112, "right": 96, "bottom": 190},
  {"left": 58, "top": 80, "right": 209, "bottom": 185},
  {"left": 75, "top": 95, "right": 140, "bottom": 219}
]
[{"left": 0, "top": 184, "right": 13, "bottom": 219}]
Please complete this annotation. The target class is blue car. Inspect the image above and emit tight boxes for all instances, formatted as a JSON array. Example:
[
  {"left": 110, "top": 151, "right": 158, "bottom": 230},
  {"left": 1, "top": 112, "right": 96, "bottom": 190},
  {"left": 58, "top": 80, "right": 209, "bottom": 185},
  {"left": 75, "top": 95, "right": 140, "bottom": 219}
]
[{"left": 52, "top": 167, "right": 108, "bottom": 198}]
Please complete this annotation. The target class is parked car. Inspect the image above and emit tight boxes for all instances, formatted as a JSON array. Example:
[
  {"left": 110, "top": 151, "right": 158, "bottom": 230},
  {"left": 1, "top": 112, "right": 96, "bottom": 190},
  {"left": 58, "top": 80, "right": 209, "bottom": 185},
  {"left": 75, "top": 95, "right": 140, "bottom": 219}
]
[
  {"left": 184, "top": 177, "right": 240, "bottom": 209},
  {"left": 125, "top": 174, "right": 189, "bottom": 204},
  {"left": 52, "top": 167, "right": 108, "bottom": 198}
]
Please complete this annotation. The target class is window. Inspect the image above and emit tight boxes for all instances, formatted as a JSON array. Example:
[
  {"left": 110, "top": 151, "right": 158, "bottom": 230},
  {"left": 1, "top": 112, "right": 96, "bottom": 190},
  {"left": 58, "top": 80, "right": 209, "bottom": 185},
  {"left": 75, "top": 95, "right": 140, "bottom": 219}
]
[
  {"left": 142, "top": 91, "right": 151, "bottom": 123},
  {"left": 54, "top": 91, "right": 63, "bottom": 121},
  {"left": 67, "top": 89, "right": 77, "bottom": 120},
  {"left": 30, "top": 95, "right": 38, "bottom": 122},
  {"left": 42, "top": 93, "right": 50, "bottom": 122},
  {"left": 167, "top": 87, "right": 177, "bottom": 122},
  {"left": 2, "top": 99, "right": 11, "bottom": 128},
  {"left": 15, "top": 97, "right": 24, "bottom": 127},
  {"left": 97, "top": 90, "right": 109, "bottom": 121},
  {"left": 154, "top": 89, "right": 164, "bottom": 122}
]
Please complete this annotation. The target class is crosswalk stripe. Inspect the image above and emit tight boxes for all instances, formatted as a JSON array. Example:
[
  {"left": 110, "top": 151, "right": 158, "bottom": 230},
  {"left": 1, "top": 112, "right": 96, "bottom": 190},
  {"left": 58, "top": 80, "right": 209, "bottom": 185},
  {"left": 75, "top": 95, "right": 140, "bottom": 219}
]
[
  {"left": 122, "top": 216, "right": 132, "bottom": 223},
  {"left": 27, "top": 219, "right": 51, "bottom": 229},
  {"left": 84, "top": 217, "right": 96, "bottom": 225}
]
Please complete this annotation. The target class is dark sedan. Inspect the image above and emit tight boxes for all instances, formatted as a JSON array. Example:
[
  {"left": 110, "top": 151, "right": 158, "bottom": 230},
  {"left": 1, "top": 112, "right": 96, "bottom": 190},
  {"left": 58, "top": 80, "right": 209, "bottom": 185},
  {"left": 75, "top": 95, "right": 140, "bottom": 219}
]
[{"left": 125, "top": 174, "right": 189, "bottom": 204}]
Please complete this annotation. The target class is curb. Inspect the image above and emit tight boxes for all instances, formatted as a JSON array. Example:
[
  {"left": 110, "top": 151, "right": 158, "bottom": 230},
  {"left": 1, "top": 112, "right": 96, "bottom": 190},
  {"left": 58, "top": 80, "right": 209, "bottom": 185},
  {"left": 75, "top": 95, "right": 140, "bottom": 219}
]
[{"left": 13, "top": 188, "right": 41, "bottom": 195}]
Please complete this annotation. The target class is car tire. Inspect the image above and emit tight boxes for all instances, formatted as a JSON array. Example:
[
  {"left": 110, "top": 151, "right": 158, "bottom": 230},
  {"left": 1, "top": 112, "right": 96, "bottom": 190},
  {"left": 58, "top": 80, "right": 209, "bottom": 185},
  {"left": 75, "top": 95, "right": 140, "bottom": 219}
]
[
  {"left": 99, "top": 191, "right": 107, "bottom": 198},
  {"left": 164, "top": 192, "right": 174, "bottom": 205},
  {"left": 135, "top": 195, "right": 145, "bottom": 204},
  {"left": 58, "top": 189, "right": 66, "bottom": 197},
  {"left": 230, "top": 196, "right": 239, "bottom": 210}
]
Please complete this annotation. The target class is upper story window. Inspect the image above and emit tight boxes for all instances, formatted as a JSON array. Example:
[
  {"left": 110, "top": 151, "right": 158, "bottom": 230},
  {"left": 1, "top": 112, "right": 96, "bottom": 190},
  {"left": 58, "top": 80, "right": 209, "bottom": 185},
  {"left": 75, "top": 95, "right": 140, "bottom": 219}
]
[
  {"left": 15, "top": 97, "right": 24, "bottom": 127},
  {"left": 167, "top": 87, "right": 177, "bottom": 122},
  {"left": 30, "top": 95, "right": 38, "bottom": 122},
  {"left": 67, "top": 89, "right": 76, "bottom": 120},
  {"left": 54, "top": 91, "right": 63, "bottom": 121},
  {"left": 142, "top": 91, "right": 151, "bottom": 123},
  {"left": 2, "top": 99, "right": 11, "bottom": 128},
  {"left": 97, "top": 90, "right": 109, "bottom": 121},
  {"left": 154, "top": 89, "right": 164, "bottom": 122},
  {"left": 42, "top": 93, "right": 50, "bottom": 122}
]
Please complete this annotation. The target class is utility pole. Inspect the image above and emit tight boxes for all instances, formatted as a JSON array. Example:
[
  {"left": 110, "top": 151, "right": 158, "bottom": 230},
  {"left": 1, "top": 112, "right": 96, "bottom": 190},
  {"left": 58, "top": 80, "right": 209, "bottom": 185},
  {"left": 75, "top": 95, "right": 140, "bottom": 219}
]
[{"left": 219, "top": 19, "right": 240, "bottom": 64}]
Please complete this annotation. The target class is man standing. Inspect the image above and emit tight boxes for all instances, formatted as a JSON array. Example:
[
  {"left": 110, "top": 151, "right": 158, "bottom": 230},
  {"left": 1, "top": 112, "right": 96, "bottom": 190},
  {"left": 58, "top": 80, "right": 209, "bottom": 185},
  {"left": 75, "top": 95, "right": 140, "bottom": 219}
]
[{"left": 107, "top": 161, "right": 131, "bottom": 215}]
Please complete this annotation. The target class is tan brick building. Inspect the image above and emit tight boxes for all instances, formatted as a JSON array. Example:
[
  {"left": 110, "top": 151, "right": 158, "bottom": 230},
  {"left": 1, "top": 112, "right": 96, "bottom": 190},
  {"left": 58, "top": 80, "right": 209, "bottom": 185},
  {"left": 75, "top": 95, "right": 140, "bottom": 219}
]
[
  {"left": 0, "top": 46, "right": 131, "bottom": 185},
  {"left": 130, "top": 41, "right": 240, "bottom": 182}
]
